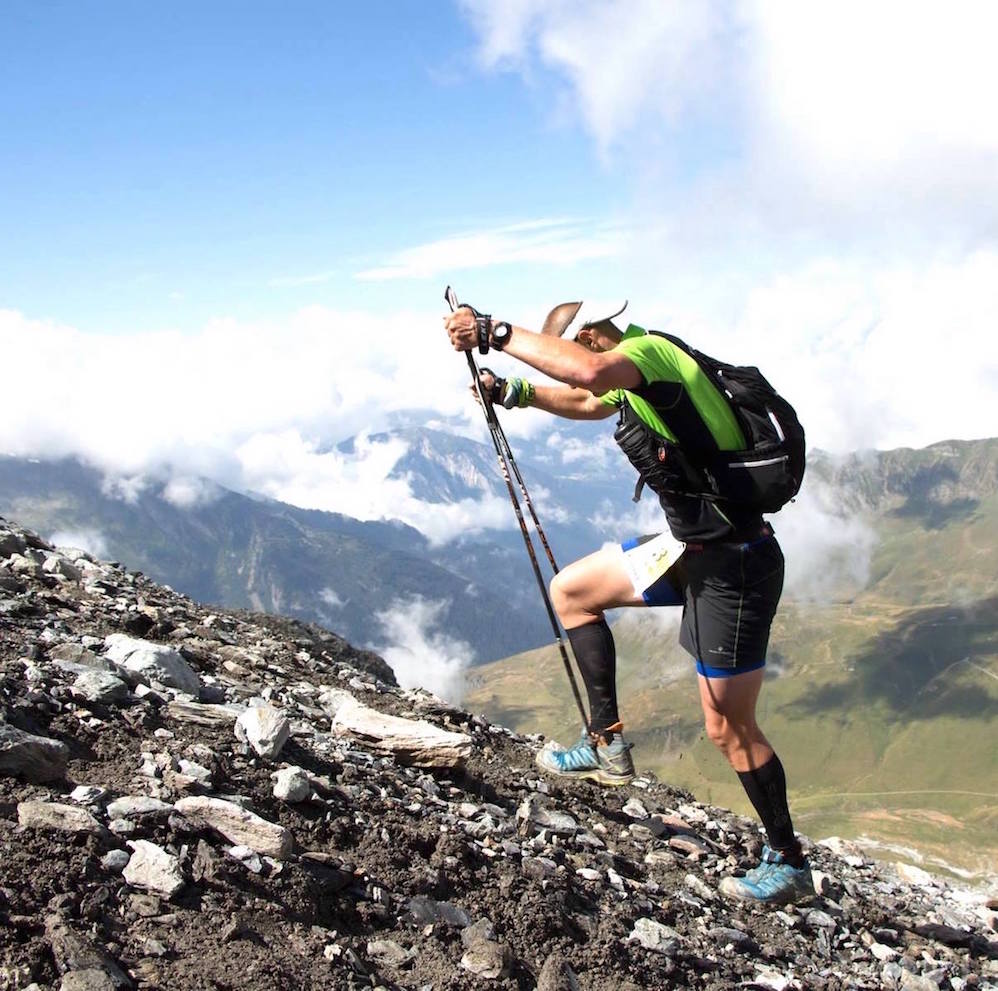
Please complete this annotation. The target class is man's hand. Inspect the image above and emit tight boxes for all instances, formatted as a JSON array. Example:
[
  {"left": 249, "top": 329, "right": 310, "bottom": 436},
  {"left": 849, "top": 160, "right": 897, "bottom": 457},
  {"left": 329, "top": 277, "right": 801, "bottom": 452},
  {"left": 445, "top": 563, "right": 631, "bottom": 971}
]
[
  {"left": 469, "top": 369, "right": 506, "bottom": 407},
  {"left": 444, "top": 307, "right": 483, "bottom": 352}
]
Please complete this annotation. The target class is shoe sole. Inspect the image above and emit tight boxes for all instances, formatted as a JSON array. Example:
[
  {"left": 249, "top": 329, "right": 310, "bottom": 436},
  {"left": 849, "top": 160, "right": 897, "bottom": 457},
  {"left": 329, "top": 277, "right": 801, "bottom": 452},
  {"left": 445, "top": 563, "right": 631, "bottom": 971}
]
[
  {"left": 534, "top": 750, "right": 634, "bottom": 786},
  {"left": 718, "top": 878, "right": 815, "bottom": 905}
]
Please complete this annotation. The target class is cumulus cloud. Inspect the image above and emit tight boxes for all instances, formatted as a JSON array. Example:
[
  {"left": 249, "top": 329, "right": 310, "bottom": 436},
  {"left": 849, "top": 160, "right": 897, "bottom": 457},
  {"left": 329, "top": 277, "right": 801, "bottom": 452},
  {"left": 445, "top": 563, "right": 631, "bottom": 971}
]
[
  {"left": 0, "top": 304, "right": 519, "bottom": 544},
  {"left": 370, "top": 596, "right": 474, "bottom": 703},
  {"left": 461, "top": 2, "right": 998, "bottom": 199}
]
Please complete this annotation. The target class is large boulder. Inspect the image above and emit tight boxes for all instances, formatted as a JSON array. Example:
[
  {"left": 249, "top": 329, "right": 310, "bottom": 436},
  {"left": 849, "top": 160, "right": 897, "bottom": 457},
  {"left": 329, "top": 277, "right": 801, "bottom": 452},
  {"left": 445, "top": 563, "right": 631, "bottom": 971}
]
[
  {"left": 0, "top": 723, "right": 69, "bottom": 782},
  {"left": 103, "top": 635, "right": 200, "bottom": 695}
]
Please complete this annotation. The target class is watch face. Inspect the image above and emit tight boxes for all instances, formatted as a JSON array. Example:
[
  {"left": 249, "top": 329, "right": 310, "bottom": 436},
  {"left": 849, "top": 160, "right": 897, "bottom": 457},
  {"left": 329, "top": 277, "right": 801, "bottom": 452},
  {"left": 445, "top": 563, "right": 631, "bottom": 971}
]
[{"left": 494, "top": 323, "right": 511, "bottom": 343}]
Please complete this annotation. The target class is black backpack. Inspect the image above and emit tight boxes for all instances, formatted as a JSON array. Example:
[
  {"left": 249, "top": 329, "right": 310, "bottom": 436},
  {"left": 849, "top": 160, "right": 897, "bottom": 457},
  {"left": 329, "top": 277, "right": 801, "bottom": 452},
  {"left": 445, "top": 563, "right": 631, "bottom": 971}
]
[{"left": 618, "top": 332, "right": 806, "bottom": 514}]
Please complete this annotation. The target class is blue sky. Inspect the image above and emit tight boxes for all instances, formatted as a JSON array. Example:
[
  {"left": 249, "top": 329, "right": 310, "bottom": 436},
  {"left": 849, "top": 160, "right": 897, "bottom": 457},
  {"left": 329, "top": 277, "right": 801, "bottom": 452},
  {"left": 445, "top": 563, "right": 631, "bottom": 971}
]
[
  {"left": 1, "top": 2, "right": 620, "bottom": 331},
  {"left": 2, "top": 1, "right": 998, "bottom": 538}
]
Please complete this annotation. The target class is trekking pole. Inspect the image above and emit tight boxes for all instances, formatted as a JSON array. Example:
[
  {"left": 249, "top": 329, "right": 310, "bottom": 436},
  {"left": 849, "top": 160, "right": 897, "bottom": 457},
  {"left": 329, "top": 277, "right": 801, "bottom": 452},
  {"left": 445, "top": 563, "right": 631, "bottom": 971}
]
[{"left": 445, "top": 286, "right": 590, "bottom": 728}]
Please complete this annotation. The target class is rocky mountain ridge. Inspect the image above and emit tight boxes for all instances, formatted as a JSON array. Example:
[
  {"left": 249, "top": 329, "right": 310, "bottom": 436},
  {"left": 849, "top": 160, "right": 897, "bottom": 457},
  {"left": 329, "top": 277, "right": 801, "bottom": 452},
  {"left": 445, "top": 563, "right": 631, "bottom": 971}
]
[{"left": 1, "top": 516, "right": 996, "bottom": 991}]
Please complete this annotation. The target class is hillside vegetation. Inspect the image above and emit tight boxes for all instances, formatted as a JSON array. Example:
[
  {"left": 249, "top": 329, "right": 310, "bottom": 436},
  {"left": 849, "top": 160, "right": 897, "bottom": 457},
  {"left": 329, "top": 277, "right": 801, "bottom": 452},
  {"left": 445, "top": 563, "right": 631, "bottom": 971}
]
[{"left": 466, "top": 440, "right": 998, "bottom": 879}]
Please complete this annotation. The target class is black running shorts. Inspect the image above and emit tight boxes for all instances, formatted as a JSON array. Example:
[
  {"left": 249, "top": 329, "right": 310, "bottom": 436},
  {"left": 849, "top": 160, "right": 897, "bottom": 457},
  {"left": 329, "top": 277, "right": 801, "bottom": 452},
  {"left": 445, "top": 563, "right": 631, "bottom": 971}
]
[{"left": 620, "top": 532, "right": 784, "bottom": 678}]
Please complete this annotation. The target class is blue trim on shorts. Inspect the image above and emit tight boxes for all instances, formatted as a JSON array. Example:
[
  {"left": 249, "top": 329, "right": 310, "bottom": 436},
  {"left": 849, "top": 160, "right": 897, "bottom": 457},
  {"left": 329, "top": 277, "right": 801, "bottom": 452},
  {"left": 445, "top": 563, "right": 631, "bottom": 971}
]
[
  {"left": 695, "top": 658, "right": 766, "bottom": 678},
  {"left": 641, "top": 572, "right": 683, "bottom": 607},
  {"left": 621, "top": 536, "right": 641, "bottom": 552}
]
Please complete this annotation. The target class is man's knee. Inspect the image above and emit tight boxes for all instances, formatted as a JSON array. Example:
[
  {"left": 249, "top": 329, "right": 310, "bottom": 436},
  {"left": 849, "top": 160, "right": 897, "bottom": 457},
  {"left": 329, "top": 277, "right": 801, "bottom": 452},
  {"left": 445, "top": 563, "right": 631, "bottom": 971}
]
[
  {"left": 549, "top": 572, "right": 571, "bottom": 615},
  {"left": 703, "top": 710, "right": 730, "bottom": 751}
]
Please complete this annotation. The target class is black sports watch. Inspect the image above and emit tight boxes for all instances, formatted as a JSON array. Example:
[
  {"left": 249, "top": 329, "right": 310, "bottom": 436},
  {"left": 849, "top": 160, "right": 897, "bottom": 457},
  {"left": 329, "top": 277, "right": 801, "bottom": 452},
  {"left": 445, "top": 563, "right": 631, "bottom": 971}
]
[{"left": 490, "top": 321, "right": 512, "bottom": 351}]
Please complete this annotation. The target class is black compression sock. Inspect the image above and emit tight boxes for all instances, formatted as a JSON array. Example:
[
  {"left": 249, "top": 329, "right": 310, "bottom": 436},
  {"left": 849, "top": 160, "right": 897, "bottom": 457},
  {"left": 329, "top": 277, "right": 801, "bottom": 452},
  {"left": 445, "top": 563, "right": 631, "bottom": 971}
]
[
  {"left": 736, "top": 754, "right": 804, "bottom": 866},
  {"left": 566, "top": 619, "right": 619, "bottom": 738}
]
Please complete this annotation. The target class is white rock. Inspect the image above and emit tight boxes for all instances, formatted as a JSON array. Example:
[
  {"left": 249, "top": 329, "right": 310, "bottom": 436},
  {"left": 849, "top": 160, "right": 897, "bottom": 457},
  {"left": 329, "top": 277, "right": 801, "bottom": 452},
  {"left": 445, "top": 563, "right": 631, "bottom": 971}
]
[
  {"left": 175, "top": 796, "right": 293, "bottom": 858},
  {"left": 235, "top": 702, "right": 291, "bottom": 759},
  {"left": 623, "top": 798, "right": 649, "bottom": 820},
  {"left": 71, "top": 671, "right": 130, "bottom": 705},
  {"left": 818, "top": 835, "right": 867, "bottom": 865},
  {"left": 17, "top": 800, "right": 107, "bottom": 838},
  {"left": 628, "top": 918, "right": 682, "bottom": 956},
  {"left": 870, "top": 942, "right": 897, "bottom": 961},
  {"left": 329, "top": 695, "right": 472, "bottom": 768},
  {"left": 272, "top": 766, "right": 311, "bottom": 802},
  {"left": 106, "top": 796, "right": 173, "bottom": 820},
  {"left": 895, "top": 862, "right": 935, "bottom": 886},
  {"left": 460, "top": 940, "right": 510, "bottom": 979},
  {"left": 69, "top": 786, "right": 108, "bottom": 805},
  {"left": 123, "top": 840, "right": 185, "bottom": 898},
  {"left": 103, "top": 634, "right": 200, "bottom": 695},
  {"left": 42, "top": 554, "right": 81, "bottom": 581},
  {"left": 165, "top": 700, "right": 243, "bottom": 727}
]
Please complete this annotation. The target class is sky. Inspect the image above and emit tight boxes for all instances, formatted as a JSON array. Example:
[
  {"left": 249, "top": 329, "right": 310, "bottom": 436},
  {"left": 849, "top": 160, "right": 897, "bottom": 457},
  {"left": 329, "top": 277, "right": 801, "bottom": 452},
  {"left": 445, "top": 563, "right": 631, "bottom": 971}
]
[{"left": 2, "top": 0, "right": 998, "bottom": 536}]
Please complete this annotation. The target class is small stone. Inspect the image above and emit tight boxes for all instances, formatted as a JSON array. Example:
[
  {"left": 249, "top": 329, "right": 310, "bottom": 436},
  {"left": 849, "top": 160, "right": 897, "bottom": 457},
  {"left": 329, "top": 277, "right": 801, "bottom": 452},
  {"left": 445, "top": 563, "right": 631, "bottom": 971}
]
[
  {"left": 70, "top": 786, "right": 108, "bottom": 805},
  {"left": 622, "top": 797, "right": 649, "bottom": 819},
  {"left": 101, "top": 850, "right": 130, "bottom": 874},
  {"left": 806, "top": 908, "right": 838, "bottom": 931},
  {"left": 460, "top": 918, "right": 496, "bottom": 948},
  {"left": 123, "top": 840, "right": 185, "bottom": 898},
  {"left": 366, "top": 939, "right": 416, "bottom": 967},
  {"left": 407, "top": 896, "right": 471, "bottom": 929},
  {"left": 272, "top": 766, "right": 311, "bottom": 802},
  {"left": 235, "top": 702, "right": 291, "bottom": 760},
  {"left": 460, "top": 939, "right": 510, "bottom": 979},
  {"left": 106, "top": 796, "right": 173, "bottom": 820},
  {"left": 59, "top": 970, "right": 119, "bottom": 991},
  {"left": 870, "top": 942, "right": 897, "bottom": 961},
  {"left": 895, "top": 862, "right": 935, "bottom": 886},
  {"left": 536, "top": 952, "right": 581, "bottom": 991},
  {"left": 628, "top": 918, "right": 682, "bottom": 956}
]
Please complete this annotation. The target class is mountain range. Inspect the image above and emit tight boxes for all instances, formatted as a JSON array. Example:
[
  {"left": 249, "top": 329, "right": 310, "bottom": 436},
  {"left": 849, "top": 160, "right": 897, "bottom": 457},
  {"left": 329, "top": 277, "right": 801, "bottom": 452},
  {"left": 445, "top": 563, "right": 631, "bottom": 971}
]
[{"left": 3, "top": 427, "right": 996, "bottom": 876}]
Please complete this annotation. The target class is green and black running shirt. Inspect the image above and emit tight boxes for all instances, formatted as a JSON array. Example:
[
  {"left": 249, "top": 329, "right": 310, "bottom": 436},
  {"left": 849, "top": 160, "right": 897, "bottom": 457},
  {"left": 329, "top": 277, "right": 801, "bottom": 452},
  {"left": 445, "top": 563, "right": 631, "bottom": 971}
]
[{"left": 598, "top": 325, "right": 764, "bottom": 542}]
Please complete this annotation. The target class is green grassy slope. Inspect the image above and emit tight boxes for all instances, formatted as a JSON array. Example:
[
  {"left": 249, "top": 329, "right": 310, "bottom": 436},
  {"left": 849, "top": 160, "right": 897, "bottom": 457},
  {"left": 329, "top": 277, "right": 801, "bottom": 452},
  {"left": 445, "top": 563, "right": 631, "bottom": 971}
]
[{"left": 467, "top": 455, "right": 998, "bottom": 880}]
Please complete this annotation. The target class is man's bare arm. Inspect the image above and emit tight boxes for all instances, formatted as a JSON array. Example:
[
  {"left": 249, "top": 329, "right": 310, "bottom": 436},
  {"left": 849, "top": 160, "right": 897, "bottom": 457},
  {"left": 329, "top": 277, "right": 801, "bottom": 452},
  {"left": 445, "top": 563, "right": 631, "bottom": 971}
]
[
  {"left": 530, "top": 384, "right": 619, "bottom": 420},
  {"left": 445, "top": 310, "right": 642, "bottom": 393}
]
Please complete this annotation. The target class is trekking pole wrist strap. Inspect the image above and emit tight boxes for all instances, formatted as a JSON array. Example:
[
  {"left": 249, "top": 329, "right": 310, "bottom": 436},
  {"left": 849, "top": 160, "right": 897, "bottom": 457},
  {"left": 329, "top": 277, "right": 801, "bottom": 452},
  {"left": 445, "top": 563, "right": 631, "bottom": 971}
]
[{"left": 462, "top": 302, "right": 492, "bottom": 355}]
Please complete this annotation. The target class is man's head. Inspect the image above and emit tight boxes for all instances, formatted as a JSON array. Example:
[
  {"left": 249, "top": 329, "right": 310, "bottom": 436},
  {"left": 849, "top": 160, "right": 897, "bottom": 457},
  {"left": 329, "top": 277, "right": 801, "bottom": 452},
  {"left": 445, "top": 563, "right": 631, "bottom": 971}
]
[
  {"left": 540, "top": 300, "right": 628, "bottom": 352},
  {"left": 574, "top": 318, "right": 623, "bottom": 353}
]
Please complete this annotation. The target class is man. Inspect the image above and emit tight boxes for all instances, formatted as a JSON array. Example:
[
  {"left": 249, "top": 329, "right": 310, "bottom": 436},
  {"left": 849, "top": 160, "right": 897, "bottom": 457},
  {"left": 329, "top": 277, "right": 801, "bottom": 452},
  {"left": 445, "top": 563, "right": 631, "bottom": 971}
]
[{"left": 444, "top": 301, "right": 813, "bottom": 905}]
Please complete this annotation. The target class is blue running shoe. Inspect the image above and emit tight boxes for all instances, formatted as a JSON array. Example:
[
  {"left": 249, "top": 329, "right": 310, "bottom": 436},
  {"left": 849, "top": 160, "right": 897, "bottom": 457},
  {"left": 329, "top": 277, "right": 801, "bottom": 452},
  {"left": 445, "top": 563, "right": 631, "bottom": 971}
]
[
  {"left": 719, "top": 845, "right": 815, "bottom": 905},
  {"left": 535, "top": 727, "right": 635, "bottom": 786}
]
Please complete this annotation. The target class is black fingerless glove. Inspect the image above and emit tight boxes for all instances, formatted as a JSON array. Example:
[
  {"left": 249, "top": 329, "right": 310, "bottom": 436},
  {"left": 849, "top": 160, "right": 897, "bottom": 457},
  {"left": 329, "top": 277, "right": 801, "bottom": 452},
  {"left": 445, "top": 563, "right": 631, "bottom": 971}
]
[{"left": 478, "top": 368, "right": 507, "bottom": 405}]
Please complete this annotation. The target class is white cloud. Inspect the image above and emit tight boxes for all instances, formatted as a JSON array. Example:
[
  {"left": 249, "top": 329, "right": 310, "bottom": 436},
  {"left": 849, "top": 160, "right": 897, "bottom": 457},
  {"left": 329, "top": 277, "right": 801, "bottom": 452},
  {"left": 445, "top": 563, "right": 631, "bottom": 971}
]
[
  {"left": 48, "top": 528, "right": 110, "bottom": 559},
  {"left": 459, "top": 1, "right": 998, "bottom": 240},
  {"left": 370, "top": 596, "right": 474, "bottom": 703},
  {"left": 161, "top": 476, "right": 222, "bottom": 508},
  {"left": 777, "top": 478, "right": 877, "bottom": 603},
  {"left": 0, "top": 304, "right": 518, "bottom": 544},
  {"left": 459, "top": 0, "right": 726, "bottom": 154},
  {"left": 320, "top": 587, "right": 345, "bottom": 608},
  {"left": 355, "top": 219, "right": 624, "bottom": 281}
]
